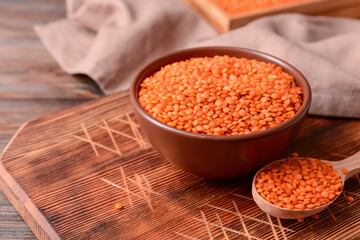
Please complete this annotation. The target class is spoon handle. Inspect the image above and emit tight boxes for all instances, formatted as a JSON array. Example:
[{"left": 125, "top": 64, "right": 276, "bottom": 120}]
[{"left": 332, "top": 151, "right": 360, "bottom": 181}]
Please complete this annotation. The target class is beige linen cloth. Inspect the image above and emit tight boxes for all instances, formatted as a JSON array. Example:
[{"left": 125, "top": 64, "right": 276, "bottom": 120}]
[{"left": 35, "top": 0, "right": 360, "bottom": 118}]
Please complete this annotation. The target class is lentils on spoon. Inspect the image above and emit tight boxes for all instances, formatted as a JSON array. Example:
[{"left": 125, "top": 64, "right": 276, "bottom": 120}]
[
  {"left": 252, "top": 151, "right": 360, "bottom": 219},
  {"left": 255, "top": 154, "right": 343, "bottom": 210}
]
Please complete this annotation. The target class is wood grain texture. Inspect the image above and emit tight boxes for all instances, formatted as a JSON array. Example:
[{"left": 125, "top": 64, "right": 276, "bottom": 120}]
[
  {"left": 0, "top": 0, "right": 359, "bottom": 239},
  {"left": 190, "top": 0, "right": 360, "bottom": 33},
  {"left": 0, "top": 0, "right": 103, "bottom": 153},
  {"left": 1, "top": 91, "right": 359, "bottom": 239},
  {"left": 0, "top": 0, "right": 102, "bottom": 238}
]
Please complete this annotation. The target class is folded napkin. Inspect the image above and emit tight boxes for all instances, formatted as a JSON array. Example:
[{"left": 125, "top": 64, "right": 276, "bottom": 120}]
[
  {"left": 34, "top": 0, "right": 216, "bottom": 94},
  {"left": 35, "top": 0, "right": 360, "bottom": 118}
]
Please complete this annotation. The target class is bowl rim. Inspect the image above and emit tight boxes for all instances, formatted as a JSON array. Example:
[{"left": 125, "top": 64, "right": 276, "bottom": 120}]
[{"left": 130, "top": 46, "right": 311, "bottom": 141}]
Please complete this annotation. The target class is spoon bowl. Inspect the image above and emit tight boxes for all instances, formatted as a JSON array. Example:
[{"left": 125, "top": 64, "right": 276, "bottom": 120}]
[{"left": 252, "top": 151, "right": 360, "bottom": 219}]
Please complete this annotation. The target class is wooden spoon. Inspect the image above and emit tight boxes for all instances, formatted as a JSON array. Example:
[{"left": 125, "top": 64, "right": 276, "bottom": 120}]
[{"left": 252, "top": 151, "right": 360, "bottom": 219}]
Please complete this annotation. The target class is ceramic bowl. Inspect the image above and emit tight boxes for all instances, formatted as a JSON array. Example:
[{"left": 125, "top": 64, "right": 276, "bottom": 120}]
[{"left": 130, "top": 47, "right": 311, "bottom": 179}]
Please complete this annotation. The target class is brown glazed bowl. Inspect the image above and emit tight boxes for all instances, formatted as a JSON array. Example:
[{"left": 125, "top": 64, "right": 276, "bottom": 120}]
[{"left": 130, "top": 47, "right": 311, "bottom": 179}]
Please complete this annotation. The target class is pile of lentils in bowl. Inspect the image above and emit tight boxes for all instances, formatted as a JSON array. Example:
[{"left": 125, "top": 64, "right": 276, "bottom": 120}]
[{"left": 138, "top": 55, "right": 302, "bottom": 136}]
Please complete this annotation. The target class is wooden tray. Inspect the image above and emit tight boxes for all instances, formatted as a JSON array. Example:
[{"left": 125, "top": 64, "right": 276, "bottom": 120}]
[
  {"left": 190, "top": 0, "right": 360, "bottom": 33},
  {"left": 1, "top": 91, "right": 360, "bottom": 239}
]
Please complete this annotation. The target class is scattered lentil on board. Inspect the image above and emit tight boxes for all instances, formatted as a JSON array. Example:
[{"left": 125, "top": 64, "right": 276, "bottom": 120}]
[
  {"left": 255, "top": 156, "right": 343, "bottom": 210},
  {"left": 138, "top": 55, "right": 302, "bottom": 136},
  {"left": 115, "top": 203, "right": 124, "bottom": 210},
  {"left": 211, "top": 0, "right": 314, "bottom": 15}
]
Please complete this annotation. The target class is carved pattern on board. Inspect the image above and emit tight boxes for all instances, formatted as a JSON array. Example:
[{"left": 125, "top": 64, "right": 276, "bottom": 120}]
[
  {"left": 172, "top": 192, "right": 295, "bottom": 240},
  {"left": 73, "top": 111, "right": 151, "bottom": 157},
  {"left": 70, "top": 109, "right": 360, "bottom": 239},
  {"left": 101, "top": 167, "right": 161, "bottom": 211},
  {"left": 172, "top": 182, "right": 360, "bottom": 240}
]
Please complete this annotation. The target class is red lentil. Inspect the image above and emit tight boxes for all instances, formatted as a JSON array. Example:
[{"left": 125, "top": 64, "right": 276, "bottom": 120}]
[
  {"left": 115, "top": 203, "right": 124, "bottom": 210},
  {"left": 297, "top": 218, "right": 304, "bottom": 222},
  {"left": 255, "top": 156, "right": 343, "bottom": 210},
  {"left": 211, "top": 0, "right": 314, "bottom": 16},
  {"left": 348, "top": 196, "right": 354, "bottom": 202},
  {"left": 139, "top": 55, "right": 302, "bottom": 136},
  {"left": 342, "top": 168, "right": 349, "bottom": 174}
]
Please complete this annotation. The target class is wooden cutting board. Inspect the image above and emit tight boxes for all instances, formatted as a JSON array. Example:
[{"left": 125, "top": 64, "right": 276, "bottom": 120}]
[
  {"left": 1, "top": 91, "right": 360, "bottom": 239},
  {"left": 190, "top": 0, "right": 360, "bottom": 33}
]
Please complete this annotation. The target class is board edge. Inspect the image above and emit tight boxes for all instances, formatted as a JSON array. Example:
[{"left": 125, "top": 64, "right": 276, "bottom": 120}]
[{"left": 0, "top": 122, "right": 62, "bottom": 240}]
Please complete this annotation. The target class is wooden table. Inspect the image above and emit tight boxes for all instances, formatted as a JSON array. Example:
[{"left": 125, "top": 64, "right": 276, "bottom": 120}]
[
  {"left": 0, "top": 0, "right": 358, "bottom": 239},
  {"left": 0, "top": 0, "right": 102, "bottom": 238}
]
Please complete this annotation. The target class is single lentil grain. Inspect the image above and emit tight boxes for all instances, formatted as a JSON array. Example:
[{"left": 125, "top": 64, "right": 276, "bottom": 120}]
[
  {"left": 348, "top": 196, "right": 354, "bottom": 202},
  {"left": 115, "top": 203, "right": 124, "bottom": 210},
  {"left": 256, "top": 156, "right": 343, "bottom": 210},
  {"left": 342, "top": 168, "right": 349, "bottom": 174},
  {"left": 139, "top": 55, "right": 302, "bottom": 136},
  {"left": 297, "top": 218, "right": 304, "bottom": 222}
]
